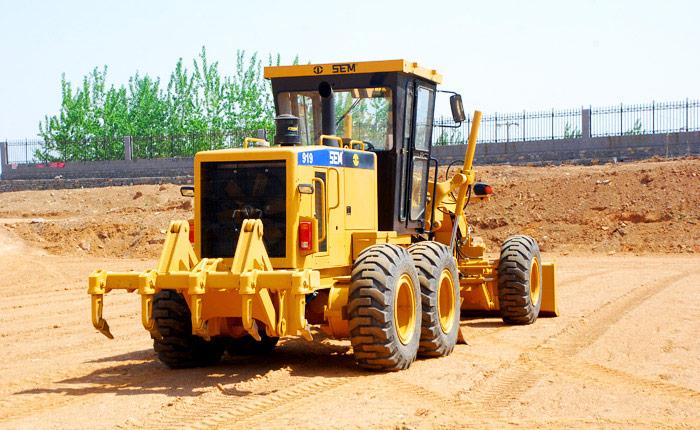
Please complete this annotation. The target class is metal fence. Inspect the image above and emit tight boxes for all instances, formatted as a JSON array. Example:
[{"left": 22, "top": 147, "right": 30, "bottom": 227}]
[
  {"left": 4, "top": 137, "right": 125, "bottom": 164},
  {"left": 434, "top": 108, "right": 582, "bottom": 145},
  {"left": 3, "top": 130, "right": 273, "bottom": 165},
  {"left": 3, "top": 99, "right": 698, "bottom": 164},
  {"left": 590, "top": 99, "right": 700, "bottom": 137},
  {"left": 4, "top": 139, "right": 47, "bottom": 164},
  {"left": 434, "top": 98, "right": 700, "bottom": 145}
]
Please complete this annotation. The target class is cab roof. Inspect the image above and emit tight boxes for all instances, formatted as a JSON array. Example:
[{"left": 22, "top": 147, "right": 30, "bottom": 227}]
[{"left": 263, "top": 59, "right": 443, "bottom": 84}]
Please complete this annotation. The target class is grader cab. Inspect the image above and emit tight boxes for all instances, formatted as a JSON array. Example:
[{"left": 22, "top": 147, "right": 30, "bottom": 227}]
[{"left": 89, "top": 59, "right": 558, "bottom": 371}]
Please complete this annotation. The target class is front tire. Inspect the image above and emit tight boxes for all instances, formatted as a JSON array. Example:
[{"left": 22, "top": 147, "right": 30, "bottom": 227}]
[
  {"left": 152, "top": 290, "right": 224, "bottom": 368},
  {"left": 409, "top": 241, "right": 460, "bottom": 357},
  {"left": 348, "top": 244, "right": 421, "bottom": 371},
  {"left": 497, "top": 235, "right": 543, "bottom": 325}
]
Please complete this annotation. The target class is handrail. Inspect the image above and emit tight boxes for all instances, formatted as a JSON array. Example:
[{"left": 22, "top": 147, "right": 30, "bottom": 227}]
[
  {"left": 345, "top": 140, "right": 366, "bottom": 151},
  {"left": 327, "top": 167, "right": 341, "bottom": 210},
  {"left": 318, "top": 135, "right": 343, "bottom": 147},
  {"left": 311, "top": 177, "right": 327, "bottom": 242}
]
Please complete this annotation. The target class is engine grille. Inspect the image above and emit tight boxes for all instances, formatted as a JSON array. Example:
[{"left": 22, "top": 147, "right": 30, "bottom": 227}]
[{"left": 200, "top": 160, "right": 286, "bottom": 258}]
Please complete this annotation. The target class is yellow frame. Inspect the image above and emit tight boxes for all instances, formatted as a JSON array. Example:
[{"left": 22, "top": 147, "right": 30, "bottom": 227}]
[{"left": 264, "top": 59, "right": 443, "bottom": 84}]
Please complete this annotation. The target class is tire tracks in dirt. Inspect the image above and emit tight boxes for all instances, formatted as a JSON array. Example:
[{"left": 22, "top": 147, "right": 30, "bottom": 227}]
[
  {"left": 460, "top": 269, "right": 700, "bottom": 416},
  {"left": 0, "top": 316, "right": 143, "bottom": 366},
  {"left": 458, "top": 267, "right": 613, "bottom": 342},
  {"left": 0, "top": 350, "right": 157, "bottom": 422},
  {"left": 122, "top": 375, "right": 352, "bottom": 430}
]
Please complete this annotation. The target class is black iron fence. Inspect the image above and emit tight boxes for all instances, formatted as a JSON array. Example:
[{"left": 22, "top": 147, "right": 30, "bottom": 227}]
[
  {"left": 3, "top": 130, "right": 273, "bottom": 165},
  {"left": 4, "top": 139, "right": 47, "bottom": 165},
  {"left": 4, "top": 137, "right": 126, "bottom": 164},
  {"left": 434, "top": 108, "right": 583, "bottom": 145},
  {"left": 590, "top": 99, "right": 700, "bottom": 137},
  {"left": 434, "top": 98, "right": 700, "bottom": 145},
  {"left": 2, "top": 99, "right": 698, "bottom": 164}
]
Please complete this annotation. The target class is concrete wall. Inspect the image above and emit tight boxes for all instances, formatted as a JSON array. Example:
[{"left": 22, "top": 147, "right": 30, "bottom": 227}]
[
  {"left": 0, "top": 176, "right": 193, "bottom": 193},
  {"left": 431, "top": 131, "right": 700, "bottom": 165},
  {"left": 0, "top": 157, "right": 193, "bottom": 181}
]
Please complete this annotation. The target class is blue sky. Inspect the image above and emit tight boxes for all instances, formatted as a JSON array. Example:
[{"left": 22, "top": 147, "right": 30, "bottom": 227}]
[{"left": 0, "top": 0, "right": 698, "bottom": 139}]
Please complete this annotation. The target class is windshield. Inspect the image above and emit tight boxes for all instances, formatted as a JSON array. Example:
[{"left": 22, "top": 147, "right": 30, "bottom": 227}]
[{"left": 277, "top": 87, "right": 393, "bottom": 150}]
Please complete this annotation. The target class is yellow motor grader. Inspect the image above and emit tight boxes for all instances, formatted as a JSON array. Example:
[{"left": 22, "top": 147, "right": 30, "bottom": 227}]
[{"left": 89, "top": 59, "right": 558, "bottom": 371}]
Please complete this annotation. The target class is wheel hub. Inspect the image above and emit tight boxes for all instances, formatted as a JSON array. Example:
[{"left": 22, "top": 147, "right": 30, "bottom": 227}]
[
  {"left": 437, "top": 269, "right": 456, "bottom": 334},
  {"left": 394, "top": 274, "right": 416, "bottom": 345}
]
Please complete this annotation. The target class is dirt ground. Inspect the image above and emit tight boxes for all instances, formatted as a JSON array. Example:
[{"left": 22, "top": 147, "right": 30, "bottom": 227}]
[{"left": 0, "top": 157, "right": 699, "bottom": 429}]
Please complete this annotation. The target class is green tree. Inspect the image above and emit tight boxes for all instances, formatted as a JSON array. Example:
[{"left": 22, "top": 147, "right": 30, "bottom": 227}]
[{"left": 38, "top": 47, "right": 289, "bottom": 161}]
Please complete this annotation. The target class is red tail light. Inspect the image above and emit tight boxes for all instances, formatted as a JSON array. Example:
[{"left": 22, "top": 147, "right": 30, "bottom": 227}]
[
  {"left": 188, "top": 219, "right": 195, "bottom": 244},
  {"left": 298, "top": 221, "right": 312, "bottom": 251},
  {"left": 473, "top": 182, "right": 494, "bottom": 196}
]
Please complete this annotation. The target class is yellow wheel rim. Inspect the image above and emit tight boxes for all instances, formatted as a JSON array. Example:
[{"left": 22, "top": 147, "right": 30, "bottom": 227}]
[
  {"left": 529, "top": 257, "right": 541, "bottom": 305},
  {"left": 437, "top": 269, "right": 456, "bottom": 334},
  {"left": 394, "top": 274, "right": 416, "bottom": 345}
]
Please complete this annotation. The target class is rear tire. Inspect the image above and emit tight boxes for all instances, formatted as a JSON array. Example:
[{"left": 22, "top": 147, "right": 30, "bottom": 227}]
[
  {"left": 152, "top": 290, "right": 224, "bottom": 368},
  {"left": 409, "top": 241, "right": 460, "bottom": 357},
  {"left": 348, "top": 244, "right": 421, "bottom": 371},
  {"left": 497, "top": 235, "right": 543, "bottom": 325}
]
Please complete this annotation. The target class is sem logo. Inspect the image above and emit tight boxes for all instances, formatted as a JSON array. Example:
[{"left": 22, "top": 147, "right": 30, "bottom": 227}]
[
  {"left": 332, "top": 63, "right": 356, "bottom": 73},
  {"left": 313, "top": 65, "right": 323, "bottom": 74},
  {"left": 352, "top": 153, "right": 359, "bottom": 166},
  {"left": 329, "top": 150, "right": 343, "bottom": 166}
]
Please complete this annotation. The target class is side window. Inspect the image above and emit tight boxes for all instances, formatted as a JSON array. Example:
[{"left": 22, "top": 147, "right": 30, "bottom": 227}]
[{"left": 414, "top": 86, "right": 434, "bottom": 151}]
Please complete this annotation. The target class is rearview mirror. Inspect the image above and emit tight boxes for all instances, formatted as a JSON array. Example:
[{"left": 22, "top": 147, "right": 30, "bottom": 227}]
[
  {"left": 450, "top": 94, "right": 466, "bottom": 123},
  {"left": 180, "top": 186, "right": 194, "bottom": 197}
]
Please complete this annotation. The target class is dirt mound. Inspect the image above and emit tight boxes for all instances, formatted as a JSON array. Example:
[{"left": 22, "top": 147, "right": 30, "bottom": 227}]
[
  {"left": 0, "top": 158, "right": 698, "bottom": 258},
  {"left": 461, "top": 157, "right": 700, "bottom": 254},
  {"left": 0, "top": 184, "right": 191, "bottom": 258}
]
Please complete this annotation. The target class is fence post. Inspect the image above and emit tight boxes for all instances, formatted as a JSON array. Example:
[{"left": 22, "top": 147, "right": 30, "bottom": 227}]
[
  {"left": 522, "top": 110, "right": 526, "bottom": 141},
  {"left": 686, "top": 98, "right": 690, "bottom": 132},
  {"left": 0, "top": 141, "right": 8, "bottom": 169},
  {"left": 551, "top": 109, "right": 554, "bottom": 140},
  {"left": 620, "top": 103, "right": 623, "bottom": 135},
  {"left": 494, "top": 112, "right": 498, "bottom": 143},
  {"left": 581, "top": 108, "right": 591, "bottom": 138},
  {"left": 123, "top": 136, "right": 133, "bottom": 161}
]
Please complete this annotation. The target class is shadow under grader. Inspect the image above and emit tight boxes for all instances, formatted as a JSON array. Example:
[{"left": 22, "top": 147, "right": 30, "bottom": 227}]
[
  {"left": 16, "top": 337, "right": 364, "bottom": 399},
  {"left": 16, "top": 314, "right": 519, "bottom": 400},
  {"left": 462, "top": 320, "right": 507, "bottom": 329}
]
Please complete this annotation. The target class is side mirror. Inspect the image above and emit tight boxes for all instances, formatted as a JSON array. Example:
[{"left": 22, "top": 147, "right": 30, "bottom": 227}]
[
  {"left": 180, "top": 186, "right": 195, "bottom": 197},
  {"left": 450, "top": 94, "right": 466, "bottom": 123}
]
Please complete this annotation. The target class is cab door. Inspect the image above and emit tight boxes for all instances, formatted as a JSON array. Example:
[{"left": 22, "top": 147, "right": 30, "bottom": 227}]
[{"left": 403, "top": 82, "right": 435, "bottom": 230}]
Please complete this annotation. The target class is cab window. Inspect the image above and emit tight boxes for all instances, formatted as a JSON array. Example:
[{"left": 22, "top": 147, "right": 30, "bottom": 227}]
[{"left": 277, "top": 88, "right": 393, "bottom": 150}]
